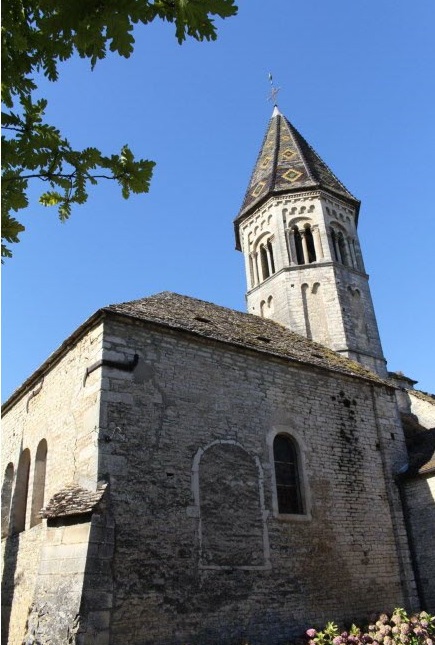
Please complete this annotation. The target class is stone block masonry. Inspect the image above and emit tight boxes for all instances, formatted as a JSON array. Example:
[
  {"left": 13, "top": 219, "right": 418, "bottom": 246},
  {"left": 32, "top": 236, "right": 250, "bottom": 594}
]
[
  {"left": 1, "top": 323, "right": 104, "bottom": 645},
  {"left": 98, "top": 316, "right": 416, "bottom": 645},
  {"left": 1, "top": 307, "right": 421, "bottom": 645}
]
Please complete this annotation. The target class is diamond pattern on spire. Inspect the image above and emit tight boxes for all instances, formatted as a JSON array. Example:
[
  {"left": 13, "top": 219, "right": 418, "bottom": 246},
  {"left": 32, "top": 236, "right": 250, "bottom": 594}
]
[{"left": 236, "top": 109, "right": 358, "bottom": 223}]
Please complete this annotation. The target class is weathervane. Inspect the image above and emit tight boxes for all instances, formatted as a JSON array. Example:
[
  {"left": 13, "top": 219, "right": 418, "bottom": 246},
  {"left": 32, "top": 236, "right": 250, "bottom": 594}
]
[{"left": 267, "top": 72, "right": 281, "bottom": 105}]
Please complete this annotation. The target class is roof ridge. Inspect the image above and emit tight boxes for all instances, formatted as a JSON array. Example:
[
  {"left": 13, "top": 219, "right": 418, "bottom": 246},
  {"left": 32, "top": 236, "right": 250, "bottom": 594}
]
[{"left": 105, "top": 292, "right": 387, "bottom": 385}]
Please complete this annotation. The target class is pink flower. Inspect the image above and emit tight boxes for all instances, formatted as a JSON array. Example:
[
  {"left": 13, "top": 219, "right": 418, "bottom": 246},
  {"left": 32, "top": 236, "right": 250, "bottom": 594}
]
[
  {"left": 306, "top": 629, "right": 317, "bottom": 638},
  {"left": 384, "top": 636, "right": 392, "bottom": 645}
]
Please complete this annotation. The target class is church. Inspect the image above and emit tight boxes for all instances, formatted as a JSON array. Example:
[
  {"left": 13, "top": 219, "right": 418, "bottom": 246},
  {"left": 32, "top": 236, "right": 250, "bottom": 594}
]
[{"left": 2, "top": 106, "right": 434, "bottom": 645}]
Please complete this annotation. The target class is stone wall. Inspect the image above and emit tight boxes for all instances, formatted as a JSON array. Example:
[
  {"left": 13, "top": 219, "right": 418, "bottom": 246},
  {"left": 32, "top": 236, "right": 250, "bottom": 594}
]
[
  {"left": 402, "top": 475, "right": 435, "bottom": 612},
  {"left": 408, "top": 392, "right": 435, "bottom": 430},
  {"left": 1, "top": 322, "right": 103, "bottom": 645},
  {"left": 99, "top": 316, "right": 416, "bottom": 645}
]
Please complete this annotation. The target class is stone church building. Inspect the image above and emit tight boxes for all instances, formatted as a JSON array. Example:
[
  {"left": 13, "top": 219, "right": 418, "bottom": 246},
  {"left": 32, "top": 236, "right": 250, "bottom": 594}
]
[{"left": 2, "top": 107, "right": 434, "bottom": 645}]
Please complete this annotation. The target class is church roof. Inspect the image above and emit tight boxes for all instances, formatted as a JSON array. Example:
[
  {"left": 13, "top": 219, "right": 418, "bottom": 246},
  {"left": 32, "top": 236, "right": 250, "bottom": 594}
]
[
  {"left": 41, "top": 483, "right": 107, "bottom": 519},
  {"left": 235, "top": 106, "right": 359, "bottom": 243},
  {"left": 104, "top": 291, "right": 385, "bottom": 384},
  {"left": 2, "top": 292, "right": 390, "bottom": 414}
]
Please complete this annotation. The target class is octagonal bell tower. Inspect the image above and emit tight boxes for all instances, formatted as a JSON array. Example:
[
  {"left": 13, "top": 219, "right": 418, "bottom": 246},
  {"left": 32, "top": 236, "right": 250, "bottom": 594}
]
[{"left": 235, "top": 106, "right": 387, "bottom": 377}]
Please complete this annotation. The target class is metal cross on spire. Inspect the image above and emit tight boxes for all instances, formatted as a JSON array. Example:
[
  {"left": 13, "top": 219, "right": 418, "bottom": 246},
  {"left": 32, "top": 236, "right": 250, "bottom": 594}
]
[{"left": 267, "top": 72, "right": 281, "bottom": 106}]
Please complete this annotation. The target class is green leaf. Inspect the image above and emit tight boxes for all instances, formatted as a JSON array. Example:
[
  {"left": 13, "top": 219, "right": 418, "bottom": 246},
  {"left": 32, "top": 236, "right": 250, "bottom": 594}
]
[
  {"left": 1, "top": 0, "right": 238, "bottom": 257},
  {"left": 39, "top": 191, "right": 63, "bottom": 206}
]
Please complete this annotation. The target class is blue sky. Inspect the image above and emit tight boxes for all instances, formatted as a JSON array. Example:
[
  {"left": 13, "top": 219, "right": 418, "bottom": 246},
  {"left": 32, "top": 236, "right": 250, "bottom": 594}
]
[{"left": 2, "top": 0, "right": 435, "bottom": 400}]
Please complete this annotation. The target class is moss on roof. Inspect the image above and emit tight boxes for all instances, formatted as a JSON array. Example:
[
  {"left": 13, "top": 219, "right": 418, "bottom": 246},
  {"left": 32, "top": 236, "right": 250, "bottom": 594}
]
[
  {"left": 408, "top": 388, "right": 435, "bottom": 404},
  {"left": 104, "top": 291, "right": 386, "bottom": 385}
]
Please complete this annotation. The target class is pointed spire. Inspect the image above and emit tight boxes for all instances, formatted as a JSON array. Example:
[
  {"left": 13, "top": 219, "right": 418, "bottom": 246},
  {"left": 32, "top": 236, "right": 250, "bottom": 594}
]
[{"left": 236, "top": 109, "right": 359, "bottom": 227}]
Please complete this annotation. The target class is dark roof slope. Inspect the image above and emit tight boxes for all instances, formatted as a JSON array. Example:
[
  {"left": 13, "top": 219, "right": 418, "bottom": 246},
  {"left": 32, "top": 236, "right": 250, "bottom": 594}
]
[
  {"left": 104, "top": 291, "right": 385, "bottom": 384},
  {"left": 41, "top": 483, "right": 107, "bottom": 519},
  {"left": 235, "top": 106, "right": 359, "bottom": 247}
]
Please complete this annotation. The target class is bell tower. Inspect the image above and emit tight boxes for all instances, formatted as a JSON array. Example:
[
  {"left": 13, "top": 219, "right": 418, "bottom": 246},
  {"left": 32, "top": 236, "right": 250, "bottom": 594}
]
[{"left": 235, "top": 106, "right": 387, "bottom": 377}]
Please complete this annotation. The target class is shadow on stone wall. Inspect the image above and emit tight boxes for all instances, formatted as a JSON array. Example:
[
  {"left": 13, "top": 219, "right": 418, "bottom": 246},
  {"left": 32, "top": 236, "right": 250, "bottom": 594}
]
[
  {"left": 397, "top": 419, "right": 435, "bottom": 613},
  {"left": 1, "top": 479, "right": 22, "bottom": 645},
  {"left": 74, "top": 504, "right": 115, "bottom": 645}
]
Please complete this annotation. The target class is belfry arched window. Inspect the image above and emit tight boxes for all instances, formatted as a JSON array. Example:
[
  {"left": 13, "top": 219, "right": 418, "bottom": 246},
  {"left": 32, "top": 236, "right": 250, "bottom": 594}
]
[
  {"left": 290, "top": 224, "right": 317, "bottom": 265},
  {"left": 267, "top": 240, "right": 275, "bottom": 273},
  {"left": 252, "top": 235, "right": 276, "bottom": 284},
  {"left": 330, "top": 226, "right": 355, "bottom": 267},
  {"left": 337, "top": 232, "right": 349, "bottom": 266},
  {"left": 330, "top": 228, "right": 339, "bottom": 261},
  {"left": 293, "top": 227, "right": 304, "bottom": 265},
  {"left": 260, "top": 245, "right": 270, "bottom": 279},
  {"left": 273, "top": 434, "right": 303, "bottom": 514},
  {"left": 304, "top": 225, "right": 317, "bottom": 263}
]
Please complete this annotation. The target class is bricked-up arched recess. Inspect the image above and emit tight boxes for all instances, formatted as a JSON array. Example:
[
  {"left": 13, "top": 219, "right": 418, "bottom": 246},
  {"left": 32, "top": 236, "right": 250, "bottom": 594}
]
[
  {"left": 301, "top": 282, "right": 331, "bottom": 347},
  {"left": 193, "top": 441, "right": 270, "bottom": 569},
  {"left": 11, "top": 449, "right": 30, "bottom": 534},
  {"left": 30, "top": 439, "right": 47, "bottom": 527},
  {"left": 273, "top": 435, "right": 303, "bottom": 514},
  {"left": 347, "top": 287, "right": 369, "bottom": 350},
  {"left": 1, "top": 463, "right": 14, "bottom": 538}
]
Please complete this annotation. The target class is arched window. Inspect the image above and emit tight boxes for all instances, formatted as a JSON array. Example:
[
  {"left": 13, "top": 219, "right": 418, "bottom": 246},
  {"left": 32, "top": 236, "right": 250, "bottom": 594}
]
[
  {"left": 11, "top": 449, "right": 30, "bottom": 534},
  {"left": 260, "top": 245, "right": 270, "bottom": 279},
  {"left": 267, "top": 240, "right": 275, "bottom": 274},
  {"left": 337, "top": 232, "right": 349, "bottom": 266},
  {"left": 273, "top": 435, "right": 302, "bottom": 514},
  {"left": 252, "top": 234, "right": 276, "bottom": 284},
  {"left": 249, "top": 254, "right": 255, "bottom": 287},
  {"left": 293, "top": 226, "right": 304, "bottom": 265},
  {"left": 330, "top": 228, "right": 340, "bottom": 262},
  {"left": 30, "top": 439, "right": 47, "bottom": 527},
  {"left": 1, "top": 463, "right": 14, "bottom": 538},
  {"left": 305, "top": 226, "right": 317, "bottom": 263}
]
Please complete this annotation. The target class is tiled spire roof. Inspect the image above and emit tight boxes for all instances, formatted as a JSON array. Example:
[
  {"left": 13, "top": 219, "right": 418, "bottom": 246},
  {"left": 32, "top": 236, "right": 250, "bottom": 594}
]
[{"left": 236, "top": 106, "right": 359, "bottom": 224}]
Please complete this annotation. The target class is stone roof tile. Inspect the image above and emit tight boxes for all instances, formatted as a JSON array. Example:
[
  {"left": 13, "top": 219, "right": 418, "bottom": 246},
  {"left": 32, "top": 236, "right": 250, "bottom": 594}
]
[
  {"left": 104, "top": 291, "right": 386, "bottom": 385},
  {"left": 409, "top": 389, "right": 435, "bottom": 404},
  {"left": 41, "top": 483, "right": 107, "bottom": 519}
]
